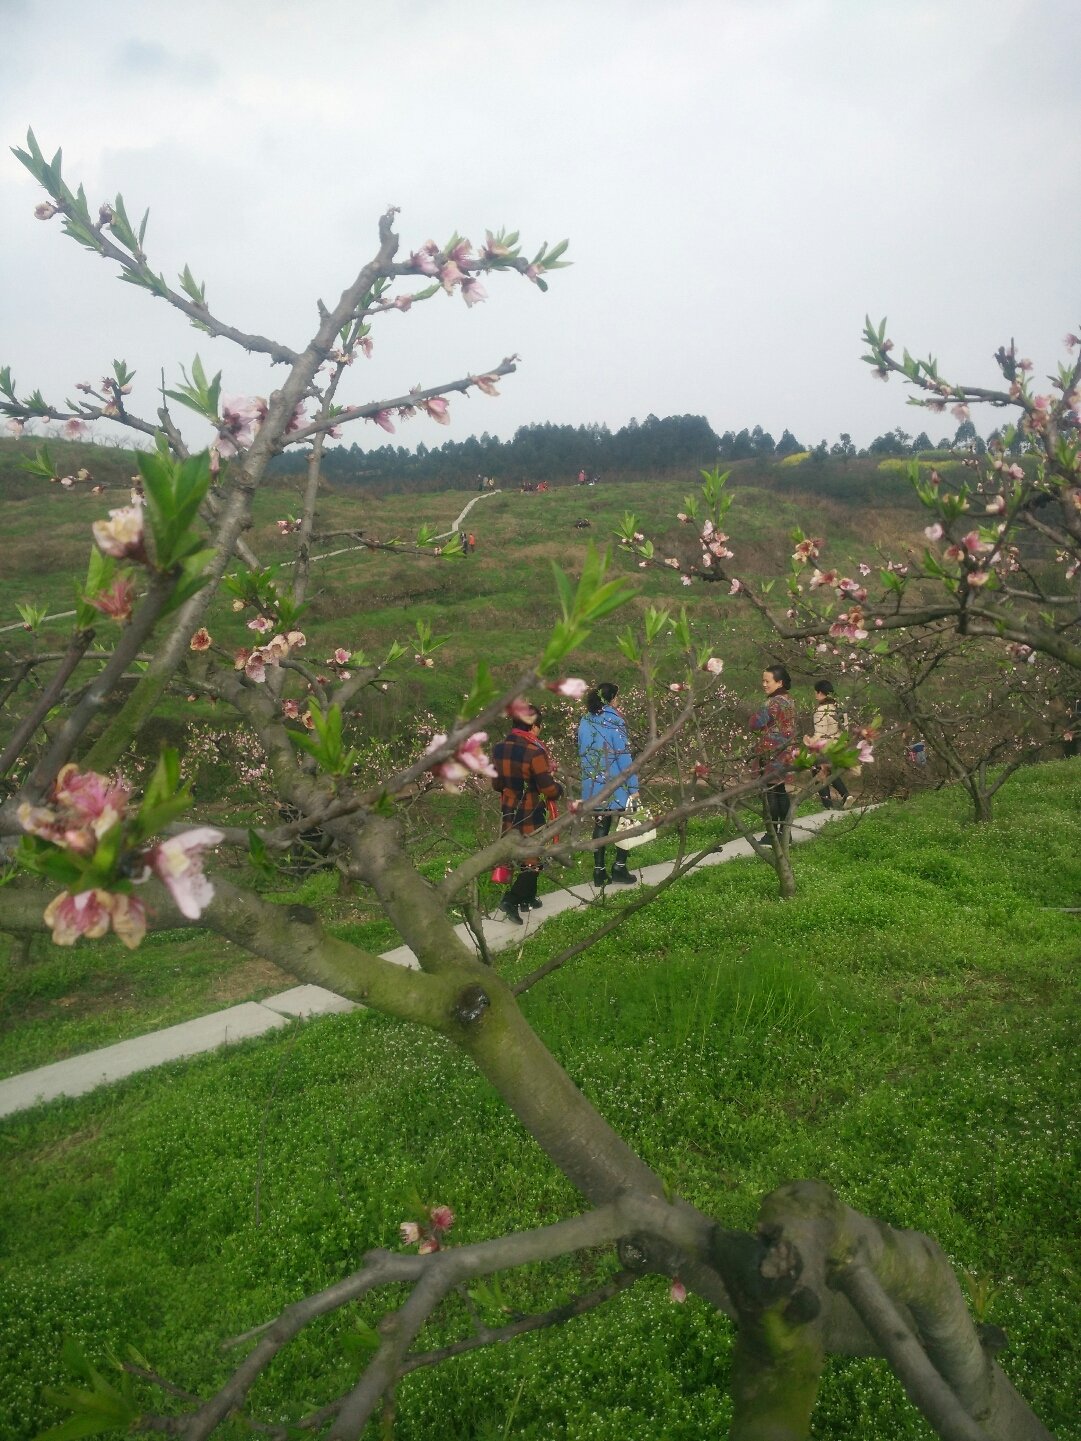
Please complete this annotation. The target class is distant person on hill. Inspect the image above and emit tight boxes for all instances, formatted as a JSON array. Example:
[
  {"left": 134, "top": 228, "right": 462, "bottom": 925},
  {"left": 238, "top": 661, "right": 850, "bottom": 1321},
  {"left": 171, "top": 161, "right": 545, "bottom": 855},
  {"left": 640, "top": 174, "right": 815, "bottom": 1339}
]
[
  {"left": 748, "top": 664, "right": 797, "bottom": 845},
  {"left": 490, "top": 705, "right": 563, "bottom": 924},
  {"left": 577, "top": 468, "right": 587, "bottom": 485},
  {"left": 808, "top": 679, "right": 852, "bottom": 809},
  {"left": 577, "top": 682, "right": 639, "bottom": 888},
  {"left": 466, "top": 531, "right": 476, "bottom": 554}
]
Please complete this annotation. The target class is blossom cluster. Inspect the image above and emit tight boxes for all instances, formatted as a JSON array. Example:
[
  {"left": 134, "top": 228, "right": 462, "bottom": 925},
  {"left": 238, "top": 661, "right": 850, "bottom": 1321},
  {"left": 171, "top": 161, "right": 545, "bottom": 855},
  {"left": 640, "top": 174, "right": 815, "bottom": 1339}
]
[
  {"left": 234, "top": 626, "right": 307, "bottom": 683},
  {"left": 18, "top": 765, "right": 224, "bottom": 948},
  {"left": 424, "top": 732, "right": 496, "bottom": 791},
  {"left": 399, "top": 1204, "right": 455, "bottom": 1254}
]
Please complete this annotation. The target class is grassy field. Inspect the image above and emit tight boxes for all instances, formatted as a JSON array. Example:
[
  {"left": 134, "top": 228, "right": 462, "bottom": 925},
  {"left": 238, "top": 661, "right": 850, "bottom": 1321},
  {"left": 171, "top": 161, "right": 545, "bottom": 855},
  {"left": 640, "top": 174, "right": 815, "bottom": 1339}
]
[
  {"left": 0, "top": 800, "right": 745, "bottom": 1078},
  {"left": 1, "top": 764, "right": 1078, "bottom": 1440},
  {"left": 0, "top": 438, "right": 926, "bottom": 720},
  {"left": 0, "top": 439, "right": 929, "bottom": 1079}
]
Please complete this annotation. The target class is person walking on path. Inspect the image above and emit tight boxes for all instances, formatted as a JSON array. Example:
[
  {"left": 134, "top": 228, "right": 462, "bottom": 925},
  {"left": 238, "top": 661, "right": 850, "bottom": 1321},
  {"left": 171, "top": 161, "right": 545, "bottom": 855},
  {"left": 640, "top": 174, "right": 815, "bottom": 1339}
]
[
  {"left": 577, "top": 682, "right": 640, "bottom": 888},
  {"left": 490, "top": 706, "right": 563, "bottom": 924},
  {"left": 748, "top": 664, "right": 797, "bottom": 845},
  {"left": 809, "top": 678, "right": 852, "bottom": 809}
]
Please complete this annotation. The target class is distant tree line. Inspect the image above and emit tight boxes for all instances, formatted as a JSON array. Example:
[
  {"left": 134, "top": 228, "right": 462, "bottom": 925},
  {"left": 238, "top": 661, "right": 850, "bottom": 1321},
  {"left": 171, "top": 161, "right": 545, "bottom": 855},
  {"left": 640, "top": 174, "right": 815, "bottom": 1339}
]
[
  {"left": 261, "top": 412, "right": 1022, "bottom": 491},
  {"left": 268, "top": 413, "right": 723, "bottom": 490}
]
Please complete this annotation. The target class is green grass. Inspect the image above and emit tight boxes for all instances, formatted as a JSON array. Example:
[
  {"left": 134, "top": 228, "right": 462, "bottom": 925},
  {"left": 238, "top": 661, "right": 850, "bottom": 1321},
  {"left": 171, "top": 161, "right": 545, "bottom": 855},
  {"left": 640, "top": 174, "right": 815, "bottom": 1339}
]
[
  {"left": 1, "top": 764, "right": 1078, "bottom": 1439},
  {"left": 0, "top": 801, "right": 742, "bottom": 1078}
]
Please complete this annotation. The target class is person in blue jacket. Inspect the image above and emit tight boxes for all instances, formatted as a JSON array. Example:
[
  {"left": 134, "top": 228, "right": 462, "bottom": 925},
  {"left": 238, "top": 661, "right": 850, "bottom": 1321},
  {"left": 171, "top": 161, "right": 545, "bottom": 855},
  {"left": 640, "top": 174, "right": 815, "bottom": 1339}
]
[{"left": 578, "top": 682, "right": 639, "bottom": 887}]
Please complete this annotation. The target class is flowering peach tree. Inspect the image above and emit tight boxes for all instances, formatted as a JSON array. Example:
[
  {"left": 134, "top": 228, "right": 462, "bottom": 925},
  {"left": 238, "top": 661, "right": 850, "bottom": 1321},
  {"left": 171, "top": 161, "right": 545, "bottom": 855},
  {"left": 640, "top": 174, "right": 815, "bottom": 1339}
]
[
  {"left": 0, "top": 134, "right": 1060, "bottom": 1441},
  {"left": 614, "top": 319, "right": 1081, "bottom": 852}
]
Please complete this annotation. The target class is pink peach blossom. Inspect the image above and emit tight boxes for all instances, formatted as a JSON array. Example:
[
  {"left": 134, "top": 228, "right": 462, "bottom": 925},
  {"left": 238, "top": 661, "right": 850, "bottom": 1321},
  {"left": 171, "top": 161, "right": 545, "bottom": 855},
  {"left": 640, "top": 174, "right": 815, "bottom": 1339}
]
[
  {"left": 409, "top": 242, "right": 441, "bottom": 275},
  {"left": 43, "top": 888, "right": 113, "bottom": 945},
  {"left": 92, "top": 505, "right": 146, "bottom": 562},
  {"left": 546, "top": 678, "right": 589, "bottom": 698},
  {"left": 809, "top": 568, "right": 838, "bottom": 589},
  {"left": 425, "top": 732, "right": 497, "bottom": 790},
  {"left": 422, "top": 396, "right": 451, "bottom": 425},
  {"left": 429, "top": 1204, "right": 455, "bottom": 1233},
  {"left": 460, "top": 276, "right": 487, "bottom": 307},
  {"left": 109, "top": 892, "right": 148, "bottom": 950},
  {"left": 440, "top": 260, "right": 465, "bottom": 292},
  {"left": 217, "top": 395, "right": 268, "bottom": 458},
  {"left": 149, "top": 827, "right": 225, "bottom": 919},
  {"left": 87, "top": 576, "right": 136, "bottom": 622}
]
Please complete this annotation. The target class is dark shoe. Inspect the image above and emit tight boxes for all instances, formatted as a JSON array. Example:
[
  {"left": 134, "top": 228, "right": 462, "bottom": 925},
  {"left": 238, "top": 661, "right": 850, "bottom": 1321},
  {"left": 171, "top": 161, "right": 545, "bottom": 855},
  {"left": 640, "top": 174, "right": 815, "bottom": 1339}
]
[
  {"left": 609, "top": 867, "right": 638, "bottom": 885},
  {"left": 593, "top": 868, "right": 608, "bottom": 887},
  {"left": 526, "top": 897, "right": 543, "bottom": 909},
  {"left": 756, "top": 834, "right": 772, "bottom": 846},
  {"left": 499, "top": 898, "right": 523, "bottom": 925}
]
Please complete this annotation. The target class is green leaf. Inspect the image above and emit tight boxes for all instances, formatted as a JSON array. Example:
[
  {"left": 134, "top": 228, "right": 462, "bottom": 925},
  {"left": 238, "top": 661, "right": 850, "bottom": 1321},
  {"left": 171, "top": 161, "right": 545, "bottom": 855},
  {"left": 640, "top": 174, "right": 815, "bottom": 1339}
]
[{"left": 459, "top": 660, "right": 498, "bottom": 720}]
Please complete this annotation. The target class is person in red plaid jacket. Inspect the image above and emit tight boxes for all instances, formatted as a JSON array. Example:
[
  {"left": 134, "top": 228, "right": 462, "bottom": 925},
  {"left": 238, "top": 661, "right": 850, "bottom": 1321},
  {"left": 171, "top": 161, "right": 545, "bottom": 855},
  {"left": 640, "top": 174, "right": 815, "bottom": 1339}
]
[
  {"left": 748, "top": 663, "right": 797, "bottom": 846},
  {"left": 490, "top": 706, "right": 563, "bottom": 924}
]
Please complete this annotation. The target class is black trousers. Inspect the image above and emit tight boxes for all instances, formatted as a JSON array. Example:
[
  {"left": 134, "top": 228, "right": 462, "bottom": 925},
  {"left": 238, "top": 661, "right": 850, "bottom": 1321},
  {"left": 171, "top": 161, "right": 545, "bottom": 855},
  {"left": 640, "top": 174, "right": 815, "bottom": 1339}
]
[
  {"left": 592, "top": 813, "right": 629, "bottom": 872},
  {"left": 766, "top": 782, "right": 791, "bottom": 829},
  {"left": 817, "top": 774, "right": 849, "bottom": 806},
  {"left": 506, "top": 866, "right": 539, "bottom": 906}
]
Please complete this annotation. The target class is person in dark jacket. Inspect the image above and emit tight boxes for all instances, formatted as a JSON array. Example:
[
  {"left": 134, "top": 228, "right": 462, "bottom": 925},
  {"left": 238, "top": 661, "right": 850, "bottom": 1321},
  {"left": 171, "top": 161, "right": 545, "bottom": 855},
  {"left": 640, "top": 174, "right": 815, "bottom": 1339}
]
[
  {"left": 490, "top": 706, "right": 563, "bottom": 924},
  {"left": 577, "top": 682, "right": 639, "bottom": 887}
]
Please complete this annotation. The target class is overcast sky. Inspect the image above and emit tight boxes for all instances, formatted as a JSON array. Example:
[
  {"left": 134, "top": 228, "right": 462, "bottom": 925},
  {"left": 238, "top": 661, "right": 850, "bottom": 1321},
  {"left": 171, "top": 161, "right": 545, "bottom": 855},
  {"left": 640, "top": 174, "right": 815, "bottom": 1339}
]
[{"left": 2, "top": 0, "right": 1078, "bottom": 455}]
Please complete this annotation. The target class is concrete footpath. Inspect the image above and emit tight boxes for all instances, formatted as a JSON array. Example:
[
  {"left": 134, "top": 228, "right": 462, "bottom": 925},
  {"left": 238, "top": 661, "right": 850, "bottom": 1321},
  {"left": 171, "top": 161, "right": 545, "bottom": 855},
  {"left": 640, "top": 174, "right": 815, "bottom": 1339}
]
[{"left": 0, "top": 807, "right": 868, "bottom": 1120}]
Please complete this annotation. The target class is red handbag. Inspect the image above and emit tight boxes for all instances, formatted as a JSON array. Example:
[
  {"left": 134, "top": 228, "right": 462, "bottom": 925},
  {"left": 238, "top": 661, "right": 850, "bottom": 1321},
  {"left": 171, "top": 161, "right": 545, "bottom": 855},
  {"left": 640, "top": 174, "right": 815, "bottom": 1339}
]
[{"left": 490, "top": 864, "right": 512, "bottom": 884}]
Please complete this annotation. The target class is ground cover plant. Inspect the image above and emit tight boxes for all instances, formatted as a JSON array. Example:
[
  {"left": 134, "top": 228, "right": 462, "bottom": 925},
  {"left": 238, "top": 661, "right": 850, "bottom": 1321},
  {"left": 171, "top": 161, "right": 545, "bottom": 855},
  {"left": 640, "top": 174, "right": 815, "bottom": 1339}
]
[
  {"left": 1, "top": 769, "right": 1079, "bottom": 1439},
  {"left": 1, "top": 133, "right": 1077, "bottom": 1438}
]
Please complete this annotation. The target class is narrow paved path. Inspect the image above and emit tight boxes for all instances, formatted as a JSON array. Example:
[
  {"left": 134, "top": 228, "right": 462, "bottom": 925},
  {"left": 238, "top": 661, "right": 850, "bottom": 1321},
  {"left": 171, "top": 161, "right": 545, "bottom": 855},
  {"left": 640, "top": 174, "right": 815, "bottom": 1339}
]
[{"left": 0, "top": 807, "right": 869, "bottom": 1119}]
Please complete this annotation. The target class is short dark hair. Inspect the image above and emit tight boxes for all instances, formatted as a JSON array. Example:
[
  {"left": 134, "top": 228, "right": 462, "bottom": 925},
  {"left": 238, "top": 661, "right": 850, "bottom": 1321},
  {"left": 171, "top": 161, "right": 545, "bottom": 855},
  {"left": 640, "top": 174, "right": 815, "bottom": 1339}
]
[
  {"left": 813, "top": 678, "right": 835, "bottom": 696},
  {"left": 586, "top": 681, "right": 619, "bottom": 714},
  {"left": 766, "top": 664, "right": 791, "bottom": 691}
]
